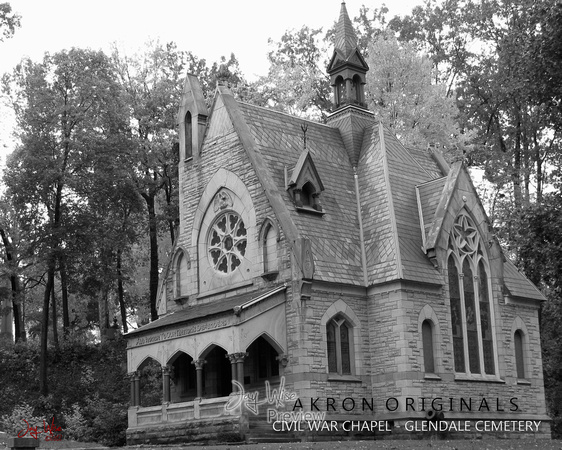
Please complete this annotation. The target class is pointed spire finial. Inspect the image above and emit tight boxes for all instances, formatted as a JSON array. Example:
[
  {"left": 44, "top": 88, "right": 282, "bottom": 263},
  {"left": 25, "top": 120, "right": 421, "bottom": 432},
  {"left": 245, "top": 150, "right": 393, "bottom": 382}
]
[{"left": 334, "top": 0, "right": 358, "bottom": 60}]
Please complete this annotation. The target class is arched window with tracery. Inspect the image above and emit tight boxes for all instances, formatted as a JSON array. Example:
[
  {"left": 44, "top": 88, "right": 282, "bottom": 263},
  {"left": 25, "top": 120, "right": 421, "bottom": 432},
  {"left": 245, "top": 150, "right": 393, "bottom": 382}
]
[{"left": 447, "top": 211, "right": 496, "bottom": 377}]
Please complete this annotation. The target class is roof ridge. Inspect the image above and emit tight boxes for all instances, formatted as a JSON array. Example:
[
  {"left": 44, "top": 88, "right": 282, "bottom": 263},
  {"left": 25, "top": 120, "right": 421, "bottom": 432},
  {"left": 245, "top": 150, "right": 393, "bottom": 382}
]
[{"left": 237, "top": 100, "right": 337, "bottom": 129}]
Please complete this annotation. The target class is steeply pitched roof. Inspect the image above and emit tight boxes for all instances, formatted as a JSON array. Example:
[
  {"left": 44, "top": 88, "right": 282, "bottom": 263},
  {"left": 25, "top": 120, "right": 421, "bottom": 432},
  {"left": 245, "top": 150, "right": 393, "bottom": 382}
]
[
  {"left": 202, "top": 87, "right": 544, "bottom": 301},
  {"left": 503, "top": 259, "right": 545, "bottom": 301},
  {"left": 374, "top": 123, "right": 443, "bottom": 284},
  {"left": 237, "top": 101, "right": 365, "bottom": 285}
]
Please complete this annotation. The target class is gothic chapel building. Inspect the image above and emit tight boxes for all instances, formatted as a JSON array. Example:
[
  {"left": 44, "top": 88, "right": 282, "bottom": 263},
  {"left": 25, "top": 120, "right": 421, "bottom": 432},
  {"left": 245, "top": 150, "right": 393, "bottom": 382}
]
[{"left": 125, "top": 3, "right": 550, "bottom": 444}]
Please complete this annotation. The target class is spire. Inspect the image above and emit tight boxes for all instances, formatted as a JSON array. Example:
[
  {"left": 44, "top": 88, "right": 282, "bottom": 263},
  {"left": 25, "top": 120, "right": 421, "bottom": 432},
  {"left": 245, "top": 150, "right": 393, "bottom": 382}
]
[
  {"left": 327, "top": 2, "right": 369, "bottom": 111},
  {"left": 326, "top": 2, "right": 375, "bottom": 167},
  {"left": 334, "top": 2, "right": 359, "bottom": 60}
]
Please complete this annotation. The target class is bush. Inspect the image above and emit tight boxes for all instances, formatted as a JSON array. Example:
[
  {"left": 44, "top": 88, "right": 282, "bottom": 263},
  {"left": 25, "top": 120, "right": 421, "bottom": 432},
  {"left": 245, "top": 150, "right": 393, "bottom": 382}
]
[
  {"left": 1, "top": 403, "right": 42, "bottom": 437},
  {"left": 0, "top": 337, "right": 128, "bottom": 445}
]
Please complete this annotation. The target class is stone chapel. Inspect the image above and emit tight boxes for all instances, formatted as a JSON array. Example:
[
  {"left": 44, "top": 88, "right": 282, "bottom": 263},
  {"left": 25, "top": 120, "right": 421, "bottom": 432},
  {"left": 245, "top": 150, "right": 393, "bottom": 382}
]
[{"left": 124, "top": 2, "right": 550, "bottom": 444}]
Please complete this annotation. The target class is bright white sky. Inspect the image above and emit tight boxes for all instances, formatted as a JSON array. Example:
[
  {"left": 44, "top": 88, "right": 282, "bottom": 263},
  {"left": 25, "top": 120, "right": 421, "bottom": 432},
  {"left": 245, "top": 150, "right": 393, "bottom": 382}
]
[{"left": 0, "top": 0, "right": 425, "bottom": 166}]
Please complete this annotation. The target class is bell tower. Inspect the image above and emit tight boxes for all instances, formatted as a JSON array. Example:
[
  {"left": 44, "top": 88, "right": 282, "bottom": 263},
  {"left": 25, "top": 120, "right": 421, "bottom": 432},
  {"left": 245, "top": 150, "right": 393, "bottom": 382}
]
[
  {"left": 326, "top": 2, "right": 375, "bottom": 167},
  {"left": 327, "top": 1, "right": 369, "bottom": 110}
]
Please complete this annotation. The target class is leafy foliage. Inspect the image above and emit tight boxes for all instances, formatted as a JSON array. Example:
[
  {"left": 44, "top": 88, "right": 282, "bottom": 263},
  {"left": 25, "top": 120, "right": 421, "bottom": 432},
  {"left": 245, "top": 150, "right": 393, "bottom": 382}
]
[
  {"left": 366, "top": 32, "right": 472, "bottom": 157},
  {"left": 0, "top": 337, "right": 129, "bottom": 446},
  {"left": 0, "top": 2, "right": 20, "bottom": 42}
]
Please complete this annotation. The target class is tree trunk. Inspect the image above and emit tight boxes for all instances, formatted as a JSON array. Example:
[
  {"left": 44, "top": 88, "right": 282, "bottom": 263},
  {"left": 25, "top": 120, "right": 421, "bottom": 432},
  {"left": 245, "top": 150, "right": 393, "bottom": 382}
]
[
  {"left": 40, "top": 268, "right": 55, "bottom": 396},
  {"left": 116, "top": 249, "right": 128, "bottom": 334},
  {"left": 512, "top": 115, "right": 523, "bottom": 211},
  {"left": 144, "top": 193, "right": 159, "bottom": 322},
  {"left": 59, "top": 257, "right": 70, "bottom": 336},
  {"left": 51, "top": 279, "right": 59, "bottom": 351},
  {"left": 0, "top": 228, "right": 25, "bottom": 342},
  {"left": 9, "top": 274, "right": 24, "bottom": 342}
]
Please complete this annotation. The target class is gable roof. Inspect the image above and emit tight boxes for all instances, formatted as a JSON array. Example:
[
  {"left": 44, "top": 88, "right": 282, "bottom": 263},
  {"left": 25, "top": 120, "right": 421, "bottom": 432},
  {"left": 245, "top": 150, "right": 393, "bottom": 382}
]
[
  {"left": 235, "top": 99, "right": 365, "bottom": 285},
  {"left": 190, "top": 85, "right": 545, "bottom": 302}
]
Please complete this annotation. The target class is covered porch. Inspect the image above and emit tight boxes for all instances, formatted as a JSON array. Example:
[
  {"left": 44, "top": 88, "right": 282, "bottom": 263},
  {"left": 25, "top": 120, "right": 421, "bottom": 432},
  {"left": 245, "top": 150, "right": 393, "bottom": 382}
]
[{"left": 124, "top": 286, "right": 287, "bottom": 444}]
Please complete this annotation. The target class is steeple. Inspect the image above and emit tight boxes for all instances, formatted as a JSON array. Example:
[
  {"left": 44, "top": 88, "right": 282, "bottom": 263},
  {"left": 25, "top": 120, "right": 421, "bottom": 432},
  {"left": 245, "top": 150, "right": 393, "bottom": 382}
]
[
  {"left": 326, "top": 2, "right": 374, "bottom": 167},
  {"left": 327, "top": 1, "right": 369, "bottom": 110}
]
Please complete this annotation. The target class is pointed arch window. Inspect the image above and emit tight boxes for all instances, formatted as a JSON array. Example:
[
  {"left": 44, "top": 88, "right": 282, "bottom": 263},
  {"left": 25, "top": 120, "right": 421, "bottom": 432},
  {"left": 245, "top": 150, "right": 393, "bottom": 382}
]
[
  {"left": 184, "top": 111, "right": 192, "bottom": 159},
  {"left": 422, "top": 320, "right": 435, "bottom": 374},
  {"left": 327, "top": 315, "right": 352, "bottom": 375},
  {"left": 447, "top": 211, "right": 497, "bottom": 377},
  {"left": 335, "top": 76, "right": 345, "bottom": 108},
  {"left": 262, "top": 221, "right": 278, "bottom": 274},
  {"left": 174, "top": 250, "right": 189, "bottom": 298},
  {"left": 514, "top": 330, "right": 525, "bottom": 379}
]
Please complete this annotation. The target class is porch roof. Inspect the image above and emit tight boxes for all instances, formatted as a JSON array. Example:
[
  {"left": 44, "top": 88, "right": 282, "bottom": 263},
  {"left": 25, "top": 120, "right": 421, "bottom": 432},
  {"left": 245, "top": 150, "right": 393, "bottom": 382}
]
[{"left": 125, "top": 284, "right": 287, "bottom": 337}]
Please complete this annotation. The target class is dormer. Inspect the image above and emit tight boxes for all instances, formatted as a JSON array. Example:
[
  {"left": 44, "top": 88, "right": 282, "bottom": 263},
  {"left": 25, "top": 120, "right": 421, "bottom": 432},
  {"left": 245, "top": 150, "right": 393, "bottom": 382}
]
[
  {"left": 178, "top": 74, "right": 208, "bottom": 162},
  {"left": 286, "top": 149, "right": 325, "bottom": 213}
]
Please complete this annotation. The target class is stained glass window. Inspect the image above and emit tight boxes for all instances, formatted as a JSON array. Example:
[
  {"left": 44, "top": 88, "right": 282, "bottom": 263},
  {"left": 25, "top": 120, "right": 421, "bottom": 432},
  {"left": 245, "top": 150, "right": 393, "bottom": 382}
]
[
  {"left": 208, "top": 212, "right": 247, "bottom": 274},
  {"left": 448, "top": 212, "right": 496, "bottom": 376}
]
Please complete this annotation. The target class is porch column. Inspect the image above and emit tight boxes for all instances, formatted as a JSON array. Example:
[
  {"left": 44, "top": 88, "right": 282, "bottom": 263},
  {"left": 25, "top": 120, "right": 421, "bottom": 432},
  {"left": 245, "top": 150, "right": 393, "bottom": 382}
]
[
  {"left": 162, "top": 365, "right": 171, "bottom": 403},
  {"left": 133, "top": 372, "right": 140, "bottom": 406},
  {"left": 234, "top": 352, "right": 248, "bottom": 387},
  {"left": 226, "top": 354, "right": 238, "bottom": 392},
  {"left": 192, "top": 359, "right": 206, "bottom": 399},
  {"left": 128, "top": 372, "right": 136, "bottom": 406}
]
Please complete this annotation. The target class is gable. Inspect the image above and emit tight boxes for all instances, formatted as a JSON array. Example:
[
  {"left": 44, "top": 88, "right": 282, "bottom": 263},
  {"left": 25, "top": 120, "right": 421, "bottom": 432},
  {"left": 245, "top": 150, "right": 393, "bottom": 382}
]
[{"left": 417, "top": 162, "right": 546, "bottom": 303}]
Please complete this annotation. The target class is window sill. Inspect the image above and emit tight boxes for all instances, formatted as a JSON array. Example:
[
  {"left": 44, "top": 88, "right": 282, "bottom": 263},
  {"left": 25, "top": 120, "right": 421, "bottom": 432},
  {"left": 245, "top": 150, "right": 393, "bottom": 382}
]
[
  {"left": 327, "top": 374, "right": 362, "bottom": 383},
  {"left": 516, "top": 379, "right": 531, "bottom": 385},
  {"left": 454, "top": 374, "right": 505, "bottom": 383},
  {"left": 296, "top": 206, "right": 324, "bottom": 216},
  {"left": 424, "top": 373, "right": 442, "bottom": 381}
]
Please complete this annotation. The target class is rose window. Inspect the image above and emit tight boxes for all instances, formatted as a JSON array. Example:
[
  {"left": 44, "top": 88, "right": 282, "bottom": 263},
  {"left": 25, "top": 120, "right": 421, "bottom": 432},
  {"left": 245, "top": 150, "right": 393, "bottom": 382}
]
[{"left": 208, "top": 212, "right": 247, "bottom": 274}]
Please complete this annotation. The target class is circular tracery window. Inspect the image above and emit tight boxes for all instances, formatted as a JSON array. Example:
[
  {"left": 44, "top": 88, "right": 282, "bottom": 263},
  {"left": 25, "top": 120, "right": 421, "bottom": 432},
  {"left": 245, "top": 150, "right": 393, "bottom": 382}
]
[{"left": 208, "top": 212, "right": 247, "bottom": 274}]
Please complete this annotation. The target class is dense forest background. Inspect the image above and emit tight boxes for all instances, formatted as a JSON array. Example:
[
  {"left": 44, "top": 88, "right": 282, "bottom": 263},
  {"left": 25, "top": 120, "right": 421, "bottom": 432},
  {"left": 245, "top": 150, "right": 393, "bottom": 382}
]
[{"left": 0, "top": 0, "right": 561, "bottom": 444}]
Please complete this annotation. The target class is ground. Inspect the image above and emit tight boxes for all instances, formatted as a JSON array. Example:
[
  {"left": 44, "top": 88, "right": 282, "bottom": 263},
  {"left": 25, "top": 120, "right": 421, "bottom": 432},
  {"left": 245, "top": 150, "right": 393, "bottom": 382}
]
[
  {"left": 120, "top": 440, "right": 561, "bottom": 450},
  {"left": 2, "top": 434, "right": 562, "bottom": 450}
]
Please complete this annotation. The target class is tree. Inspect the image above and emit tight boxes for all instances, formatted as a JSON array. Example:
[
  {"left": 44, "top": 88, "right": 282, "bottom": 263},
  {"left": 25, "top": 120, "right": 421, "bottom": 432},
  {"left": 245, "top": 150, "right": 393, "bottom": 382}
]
[
  {"left": 253, "top": 26, "right": 331, "bottom": 120},
  {"left": 3, "top": 48, "right": 125, "bottom": 394},
  {"left": 111, "top": 41, "right": 189, "bottom": 322},
  {"left": 516, "top": 194, "right": 562, "bottom": 436},
  {"left": 366, "top": 32, "right": 472, "bottom": 157},
  {"left": 0, "top": 2, "right": 20, "bottom": 42}
]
